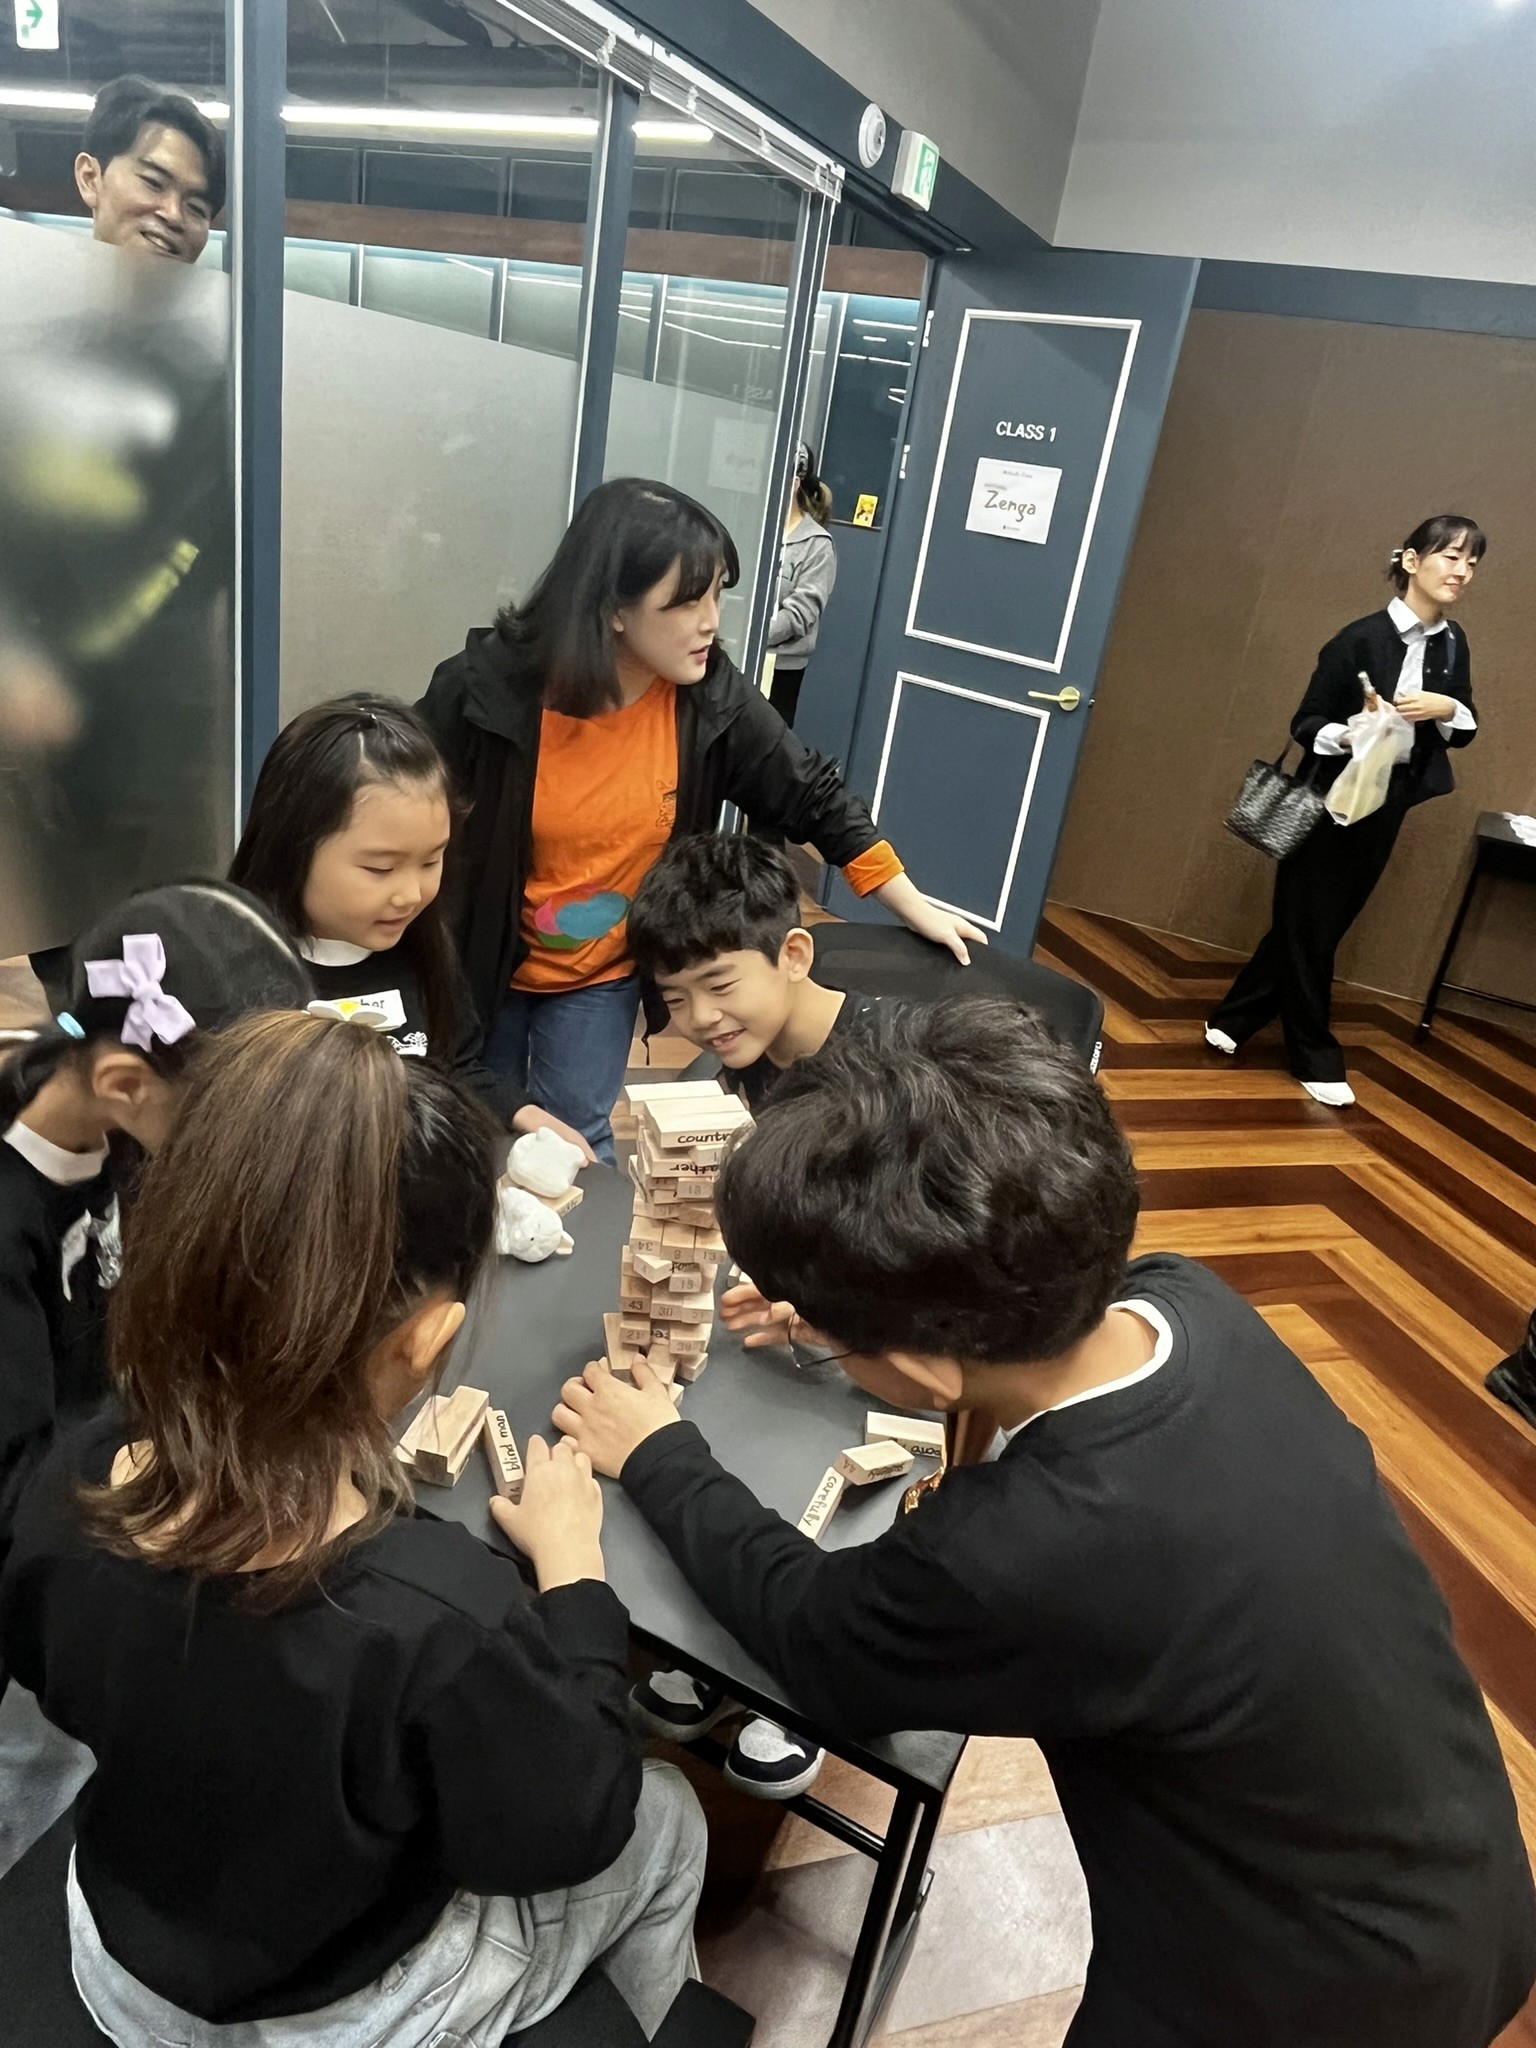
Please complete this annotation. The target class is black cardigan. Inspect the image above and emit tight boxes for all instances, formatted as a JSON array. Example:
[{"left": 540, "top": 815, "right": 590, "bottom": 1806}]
[
  {"left": 1290, "top": 608, "right": 1475, "bottom": 806},
  {"left": 418, "top": 630, "right": 888, "bottom": 1036}
]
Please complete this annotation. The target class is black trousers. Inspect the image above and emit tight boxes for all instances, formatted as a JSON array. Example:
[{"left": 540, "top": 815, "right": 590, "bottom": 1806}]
[
  {"left": 1210, "top": 798, "right": 1408, "bottom": 1082},
  {"left": 749, "top": 664, "right": 807, "bottom": 847}
]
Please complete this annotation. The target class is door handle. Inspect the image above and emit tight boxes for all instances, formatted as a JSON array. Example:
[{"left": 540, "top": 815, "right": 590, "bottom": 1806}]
[{"left": 1027, "top": 686, "right": 1082, "bottom": 712}]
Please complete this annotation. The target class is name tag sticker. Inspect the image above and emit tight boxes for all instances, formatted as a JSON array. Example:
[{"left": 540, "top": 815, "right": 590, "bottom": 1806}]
[
  {"left": 964, "top": 457, "right": 1062, "bottom": 546},
  {"left": 306, "top": 990, "right": 407, "bottom": 1032}
]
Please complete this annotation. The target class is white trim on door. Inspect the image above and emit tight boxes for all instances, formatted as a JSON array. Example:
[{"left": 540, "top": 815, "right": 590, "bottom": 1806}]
[
  {"left": 904, "top": 308, "right": 1141, "bottom": 675},
  {"left": 870, "top": 671, "right": 1050, "bottom": 933}
]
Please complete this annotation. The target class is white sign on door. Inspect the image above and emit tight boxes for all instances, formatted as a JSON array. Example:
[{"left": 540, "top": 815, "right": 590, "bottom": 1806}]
[
  {"left": 964, "top": 457, "right": 1062, "bottom": 546},
  {"left": 13, "top": 0, "right": 60, "bottom": 51}
]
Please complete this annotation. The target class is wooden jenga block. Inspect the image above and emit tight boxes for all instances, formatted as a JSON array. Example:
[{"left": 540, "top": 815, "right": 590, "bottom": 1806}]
[
  {"left": 668, "top": 1264, "right": 704, "bottom": 1293},
  {"left": 482, "top": 1409, "right": 525, "bottom": 1501},
  {"left": 668, "top": 1321, "right": 709, "bottom": 1356},
  {"left": 671, "top": 1202, "right": 718, "bottom": 1230},
  {"left": 796, "top": 1466, "right": 846, "bottom": 1540},
  {"left": 537, "top": 1183, "right": 583, "bottom": 1219},
  {"left": 691, "top": 1140, "right": 727, "bottom": 1167},
  {"left": 624, "top": 1079, "right": 728, "bottom": 1106},
  {"left": 414, "top": 1385, "right": 490, "bottom": 1485},
  {"left": 669, "top": 1380, "right": 686, "bottom": 1406},
  {"left": 632, "top": 1250, "right": 672, "bottom": 1285},
  {"left": 630, "top": 1208, "right": 666, "bottom": 1256},
  {"left": 864, "top": 1412, "right": 946, "bottom": 1458},
  {"left": 696, "top": 1226, "right": 728, "bottom": 1259},
  {"left": 673, "top": 1348, "right": 709, "bottom": 1382},
  {"left": 648, "top": 1181, "right": 679, "bottom": 1206},
  {"left": 836, "top": 1440, "right": 915, "bottom": 1487},
  {"left": 619, "top": 1313, "right": 651, "bottom": 1347},
  {"left": 604, "top": 1311, "right": 643, "bottom": 1378},
  {"left": 661, "top": 1221, "right": 697, "bottom": 1253},
  {"left": 643, "top": 1339, "right": 676, "bottom": 1385},
  {"left": 620, "top": 1276, "right": 651, "bottom": 1315},
  {"left": 644, "top": 1095, "right": 751, "bottom": 1144},
  {"left": 649, "top": 1287, "right": 714, "bottom": 1324}
]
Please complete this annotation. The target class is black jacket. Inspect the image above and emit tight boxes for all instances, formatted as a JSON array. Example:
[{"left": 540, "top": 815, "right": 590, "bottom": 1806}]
[
  {"left": 1291, "top": 609, "right": 1475, "bottom": 806},
  {"left": 418, "top": 629, "right": 888, "bottom": 1036}
]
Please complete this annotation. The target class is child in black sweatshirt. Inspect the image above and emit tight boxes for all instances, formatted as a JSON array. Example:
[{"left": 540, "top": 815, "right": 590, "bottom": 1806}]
[
  {"left": 230, "top": 692, "right": 595, "bottom": 1159},
  {"left": 0, "top": 1011, "right": 703, "bottom": 2042},
  {"left": 550, "top": 996, "right": 1536, "bottom": 2048}
]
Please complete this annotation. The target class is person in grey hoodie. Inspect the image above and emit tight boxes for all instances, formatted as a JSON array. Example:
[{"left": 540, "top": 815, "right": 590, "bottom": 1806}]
[{"left": 766, "top": 441, "right": 837, "bottom": 731}]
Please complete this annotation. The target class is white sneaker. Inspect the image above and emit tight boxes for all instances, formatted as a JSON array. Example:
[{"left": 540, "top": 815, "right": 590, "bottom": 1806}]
[
  {"left": 723, "top": 1717, "right": 825, "bottom": 1800},
  {"left": 1301, "top": 1080, "right": 1355, "bottom": 1108},
  {"left": 1204, "top": 1026, "right": 1237, "bottom": 1055}
]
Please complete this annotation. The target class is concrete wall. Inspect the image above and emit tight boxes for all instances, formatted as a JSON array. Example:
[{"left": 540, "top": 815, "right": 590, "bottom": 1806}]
[
  {"left": 1059, "top": 0, "right": 1536, "bottom": 287},
  {"left": 745, "top": 0, "right": 1102, "bottom": 242}
]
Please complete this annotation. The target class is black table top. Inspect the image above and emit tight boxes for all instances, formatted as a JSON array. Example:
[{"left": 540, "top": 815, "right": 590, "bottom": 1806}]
[
  {"left": 420, "top": 1165, "right": 965, "bottom": 1797},
  {"left": 1475, "top": 810, "right": 1536, "bottom": 860}
]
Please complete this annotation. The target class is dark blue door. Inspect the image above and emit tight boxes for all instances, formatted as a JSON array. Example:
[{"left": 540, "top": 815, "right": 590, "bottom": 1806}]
[{"left": 830, "top": 246, "right": 1198, "bottom": 951}]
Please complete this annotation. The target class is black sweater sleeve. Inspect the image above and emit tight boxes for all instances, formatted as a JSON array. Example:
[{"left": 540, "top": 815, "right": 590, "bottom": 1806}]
[
  {"left": 712, "top": 684, "right": 888, "bottom": 869},
  {"left": 0, "top": 1242, "right": 57, "bottom": 1560},
  {"left": 1290, "top": 630, "right": 1366, "bottom": 752},
  {"left": 621, "top": 1423, "right": 1023, "bottom": 1739},
  {"left": 413, "top": 1577, "right": 643, "bottom": 1898}
]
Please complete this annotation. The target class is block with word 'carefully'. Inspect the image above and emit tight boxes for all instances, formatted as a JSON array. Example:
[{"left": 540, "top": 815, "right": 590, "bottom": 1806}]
[
  {"left": 481, "top": 1409, "right": 525, "bottom": 1502},
  {"left": 796, "top": 1466, "right": 846, "bottom": 1541},
  {"left": 401, "top": 1385, "right": 490, "bottom": 1486},
  {"left": 836, "top": 1440, "right": 915, "bottom": 1487},
  {"left": 865, "top": 1411, "right": 946, "bottom": 1459},
  {"left": 604, "top": 1084, "right": 753, "bottom": 1396}
]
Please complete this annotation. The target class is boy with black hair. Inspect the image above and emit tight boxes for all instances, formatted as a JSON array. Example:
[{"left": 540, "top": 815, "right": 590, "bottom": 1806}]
[
  {"left": 75, "top": 74, "right": 224, "bottom": 264},
  {"left": 625, "top": 832, "right": 882, "bottom": 1115},
  {"left": 548, "top": 999, "right": 1536, "bottom": 2048}
]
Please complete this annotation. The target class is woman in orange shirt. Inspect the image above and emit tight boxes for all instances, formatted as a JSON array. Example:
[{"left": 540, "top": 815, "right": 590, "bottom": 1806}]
[{"left": 420, "top": 479, "right": 980, "bottom": 1161}]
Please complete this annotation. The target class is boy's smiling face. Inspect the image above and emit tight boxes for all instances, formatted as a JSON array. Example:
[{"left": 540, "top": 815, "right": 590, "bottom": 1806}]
[{"left": 655, "top": 935, "right": 811, "bottom": 1068}]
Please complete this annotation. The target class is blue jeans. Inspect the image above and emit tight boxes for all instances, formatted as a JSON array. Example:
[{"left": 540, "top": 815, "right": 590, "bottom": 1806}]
[{"left": 486, "top": 976, "right": 641, "bottom": 1165}]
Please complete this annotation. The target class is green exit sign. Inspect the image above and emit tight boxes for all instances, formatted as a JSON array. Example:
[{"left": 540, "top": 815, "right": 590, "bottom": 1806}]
[{"left": 892, "top": 130, "right": 939, "bottom": 212}]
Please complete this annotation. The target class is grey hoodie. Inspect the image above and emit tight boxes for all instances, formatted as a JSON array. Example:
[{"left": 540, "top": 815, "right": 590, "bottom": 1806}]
[{"left": 768, "top": 520, "right": 837, "bottom": 664}]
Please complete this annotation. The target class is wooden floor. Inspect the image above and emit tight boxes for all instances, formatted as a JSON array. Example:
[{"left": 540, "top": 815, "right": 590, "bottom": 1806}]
[{"left": 1039, "top": 910, "right": 1536, "bottom": 1887}]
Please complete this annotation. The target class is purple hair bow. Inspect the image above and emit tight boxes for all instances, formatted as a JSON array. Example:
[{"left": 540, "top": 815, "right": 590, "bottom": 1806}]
[{"left": 84, "top": 934, "right": 197, "bottom": 1053}]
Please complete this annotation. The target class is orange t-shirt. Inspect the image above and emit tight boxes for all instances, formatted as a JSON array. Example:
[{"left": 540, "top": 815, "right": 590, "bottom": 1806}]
[{"left": 514, "top": 681, "right": 679, "bottom": 992}]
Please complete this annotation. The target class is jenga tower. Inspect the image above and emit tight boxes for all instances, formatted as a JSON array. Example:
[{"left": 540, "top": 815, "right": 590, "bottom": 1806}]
[{"left": 603, "top": 1083, "right": 752, "bottom": 1387}]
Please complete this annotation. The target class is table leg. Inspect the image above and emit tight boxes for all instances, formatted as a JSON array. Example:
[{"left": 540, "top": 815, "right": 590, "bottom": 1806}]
[
  {"left": 1418, "top": 857, "right": 1482, "bottom": 1038},
  {"left": 893, "top": 1787, "right": 943, "bottom": 1933},
  {"left": 826, "top": 1787, "right": 924, "bottom": 2048}
]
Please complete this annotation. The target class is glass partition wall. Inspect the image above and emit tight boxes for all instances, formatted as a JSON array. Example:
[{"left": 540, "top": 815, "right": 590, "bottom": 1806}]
[{"left": 0, "top": 0, "right": 848, "bottom": 958}]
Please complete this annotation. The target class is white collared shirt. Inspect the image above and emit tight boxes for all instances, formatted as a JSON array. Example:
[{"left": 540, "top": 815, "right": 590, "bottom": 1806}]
[
  {"left": 1313, "top": 597, "right": 1477, "bottom": 756},
  {"left": 3, "top": 1119, "right": 108, "bottom": 1185},
  {"left": 1000, "top": 1299, "right": 1174, "bottom": 1446},
  {"left": 299, "top": 935, "right": 373, "bottom": 968}
]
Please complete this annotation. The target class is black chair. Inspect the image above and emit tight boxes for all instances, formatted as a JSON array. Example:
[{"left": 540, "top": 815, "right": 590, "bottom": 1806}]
[
  {"left": 0, "top": 1813, "right": 750, "bottom": 2048},
  {"left": 809, "top": 920, "right": 1105, "bottom": 1069}
]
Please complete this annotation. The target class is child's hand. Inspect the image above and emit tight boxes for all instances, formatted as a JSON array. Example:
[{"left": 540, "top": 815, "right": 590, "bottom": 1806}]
[
  {"left": 511, "top": 1103, "right": 597, "bottom": 1167},
  {"left": 719, "top": 1281, "right": 830, "bottom": 1353},
  {"left": 905, "top": 898, "right": 988, "bottom": 967},
  {"left": 553, "top": 1358, "right": 682, "bottom": 1479},
  {"left": 489, "top": 1435, "right": 605, "bottom": 1590}
]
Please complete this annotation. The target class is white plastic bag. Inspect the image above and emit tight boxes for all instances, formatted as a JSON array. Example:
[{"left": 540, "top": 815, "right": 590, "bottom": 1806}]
[{"left": 1325, "top": 698, "right": 1413, "bottom": 826}]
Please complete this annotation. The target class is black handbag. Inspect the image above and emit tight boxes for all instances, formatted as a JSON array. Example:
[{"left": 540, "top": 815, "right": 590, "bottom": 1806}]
[{"left": 1225, "top": 741, "right": 1327, "bottom": 859}]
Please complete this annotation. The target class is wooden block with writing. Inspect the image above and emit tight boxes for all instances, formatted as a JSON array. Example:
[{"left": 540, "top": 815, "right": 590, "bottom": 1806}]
[
  {"left": 632, "top": 1250, "right": 672, "bottom": 1285},
  {"left": 620, "top": 1274, "right": 651, "bottom": 1315},
  {"left": 604, "top": 1311, "right": 642, "bottom": 1379},
  {"left": 691, "top": 1140, "right": 727, "bottom": 1167},
  {"left": 796, "top": 1466, "right": 845, "bottom": 1540},
  {"left": 619, "top": 1313, "right": 651, "bottom": 1347},
  {"left": 864, "top": 1411, "right": 946, "bottom": 1458},
  {"left": 836, "top": 1440, "right": 914, "bottom": 1487},
  {"left": 668, "top": 1321, "right": 709, "bottom": 1356},
  {"left": 644, "top": 1094, "right": 751, "bottom": 1143},
  {"left": 630, "top": 1208, "right": 666, "bottom": 1256},
  {"left": 414, "top": 1384, "right": 490, "bottom": 1485},
  {"left": 537, "top": 1183, "right": 583, "bottom": 1219},
  {"left": 668, "top": 1263, "right": 704, "bottom": 1293},
  {"left": 661, "top": 1221, "right": 697, "bottom": 1253},
  {"left": 648, "top": 1287, "right": 714, "bottom": 1324},
  {"left": 482, "top": 1409, "right": 525, "bottom": 1501}
]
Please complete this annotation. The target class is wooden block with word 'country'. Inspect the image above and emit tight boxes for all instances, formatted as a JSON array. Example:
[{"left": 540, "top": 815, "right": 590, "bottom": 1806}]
[
  {"left": 796, "top": 1466, "right": 846, "bottom": 1540},
  {"left": 413, "top": 1385, "right": 490, "bottom": 1485},
  {"left": 865, "top": 1411, "right": 946, "bottom": 1459},
  {"left": 482, "top": 1409, "right": 525, "bottom": 1502},
  {"left": 642, "top": 1103, "right": 751, "bottom": 1152},
  {"left": 836, "top": 1440, "right": 914, "bottom": 1487},
  {"left": 632, "top": 1250, "right": 672, "bottom": 1285}
]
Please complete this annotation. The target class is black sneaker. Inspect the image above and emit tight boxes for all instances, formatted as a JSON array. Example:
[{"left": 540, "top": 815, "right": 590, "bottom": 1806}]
[
  {"left": 1487, "top": 1315, "right": 1536, "bottom": 1428},
  {"left": 629, "top": 1669, "right": 732, "bottom": 1741},
  {"left": 723, "top": 1717, "right": 825, "bottom": 1800}
]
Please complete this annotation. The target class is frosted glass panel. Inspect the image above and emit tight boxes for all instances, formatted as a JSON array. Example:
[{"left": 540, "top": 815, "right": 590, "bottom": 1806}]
[
  {"left": 359, "top": 250, "right": 497, "bottom": 338},
  {"left": 0, "top": 216, "right": 234, "bottom": 956},
  {"left": 281, "top": 289, "right": 577, "bottom": 718}
]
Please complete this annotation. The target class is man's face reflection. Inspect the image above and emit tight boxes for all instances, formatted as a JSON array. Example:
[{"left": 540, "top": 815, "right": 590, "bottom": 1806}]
[{"left": 75, "top": 122, "right": 213, "bottom": 265}]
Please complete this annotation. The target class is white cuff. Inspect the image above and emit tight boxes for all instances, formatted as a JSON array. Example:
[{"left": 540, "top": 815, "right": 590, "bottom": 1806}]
[
  {"left": 1312, "top": 723, "right": 1350, "bottom": 757},
  {"left": 1436, "top": 702, "right": 1477, "bottom": 740}
]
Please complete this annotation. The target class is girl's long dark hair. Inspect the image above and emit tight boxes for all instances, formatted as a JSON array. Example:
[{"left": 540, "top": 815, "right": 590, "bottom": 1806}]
[
  {"left": 0, "top": 882, "right": 309, "bottom": 1127},
  {"left": 1388, "top": 513, "right": 1486, "bottom": 593},
  {"left": 497, "top": 477, "right": 740, "bottom": 718},
  {"left": 230, "top": 694, "right": 466, "bottom": 1056},
  {"left": 795, "top": 441, "right": 833, "bottom": 526},
  {"left": 81, "top": 1011, "right": 498, "bottom": 1610}
]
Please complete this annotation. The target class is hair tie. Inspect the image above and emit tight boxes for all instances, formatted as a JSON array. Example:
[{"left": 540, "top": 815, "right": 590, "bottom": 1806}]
[
  {"left": 1390, "top": 548, "right": 1404, "bottom": 563},
  {"left": 56, "top": 1012, "right": 85, "bottom": 1040},
  {"left": 84, "top": 934, "right": 196, "bottom": 1053}
]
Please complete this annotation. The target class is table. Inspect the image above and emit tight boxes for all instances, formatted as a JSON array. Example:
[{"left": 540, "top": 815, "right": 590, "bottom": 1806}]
[
  {"left": 1418, "top": 812, "right": 1536, "bottom": 1037},
  {"left": 423, "top": 1166, "right": 965, "bottom": 2048}
]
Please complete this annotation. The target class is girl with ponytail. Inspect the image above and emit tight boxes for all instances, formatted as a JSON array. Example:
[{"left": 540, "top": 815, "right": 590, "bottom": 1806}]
[
  {"left": 0, "top": 1012, "right": 703, "bottom": 2044},
  {"left": 0, "top": 881, "right": 310, "bottom": 1553},
  {"left": 765, "top": 439, "right": 837, "bottom": 734}
]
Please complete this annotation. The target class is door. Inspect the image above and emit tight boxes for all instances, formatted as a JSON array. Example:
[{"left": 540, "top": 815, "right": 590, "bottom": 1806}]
[{"left": 829, "top": 245, "right": 1198, "bottom": 953}]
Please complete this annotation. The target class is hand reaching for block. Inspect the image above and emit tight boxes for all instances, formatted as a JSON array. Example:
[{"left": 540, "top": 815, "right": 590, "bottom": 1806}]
[
  {"left": 553, "top": 1356, "right": 684, "bottom": 1478},
  {"left": 488, "top": 1436, "right": 606, "bottom": 1591},
  {"left": 719, "top": 1280, "right": 832, "bottom": 1354}
]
